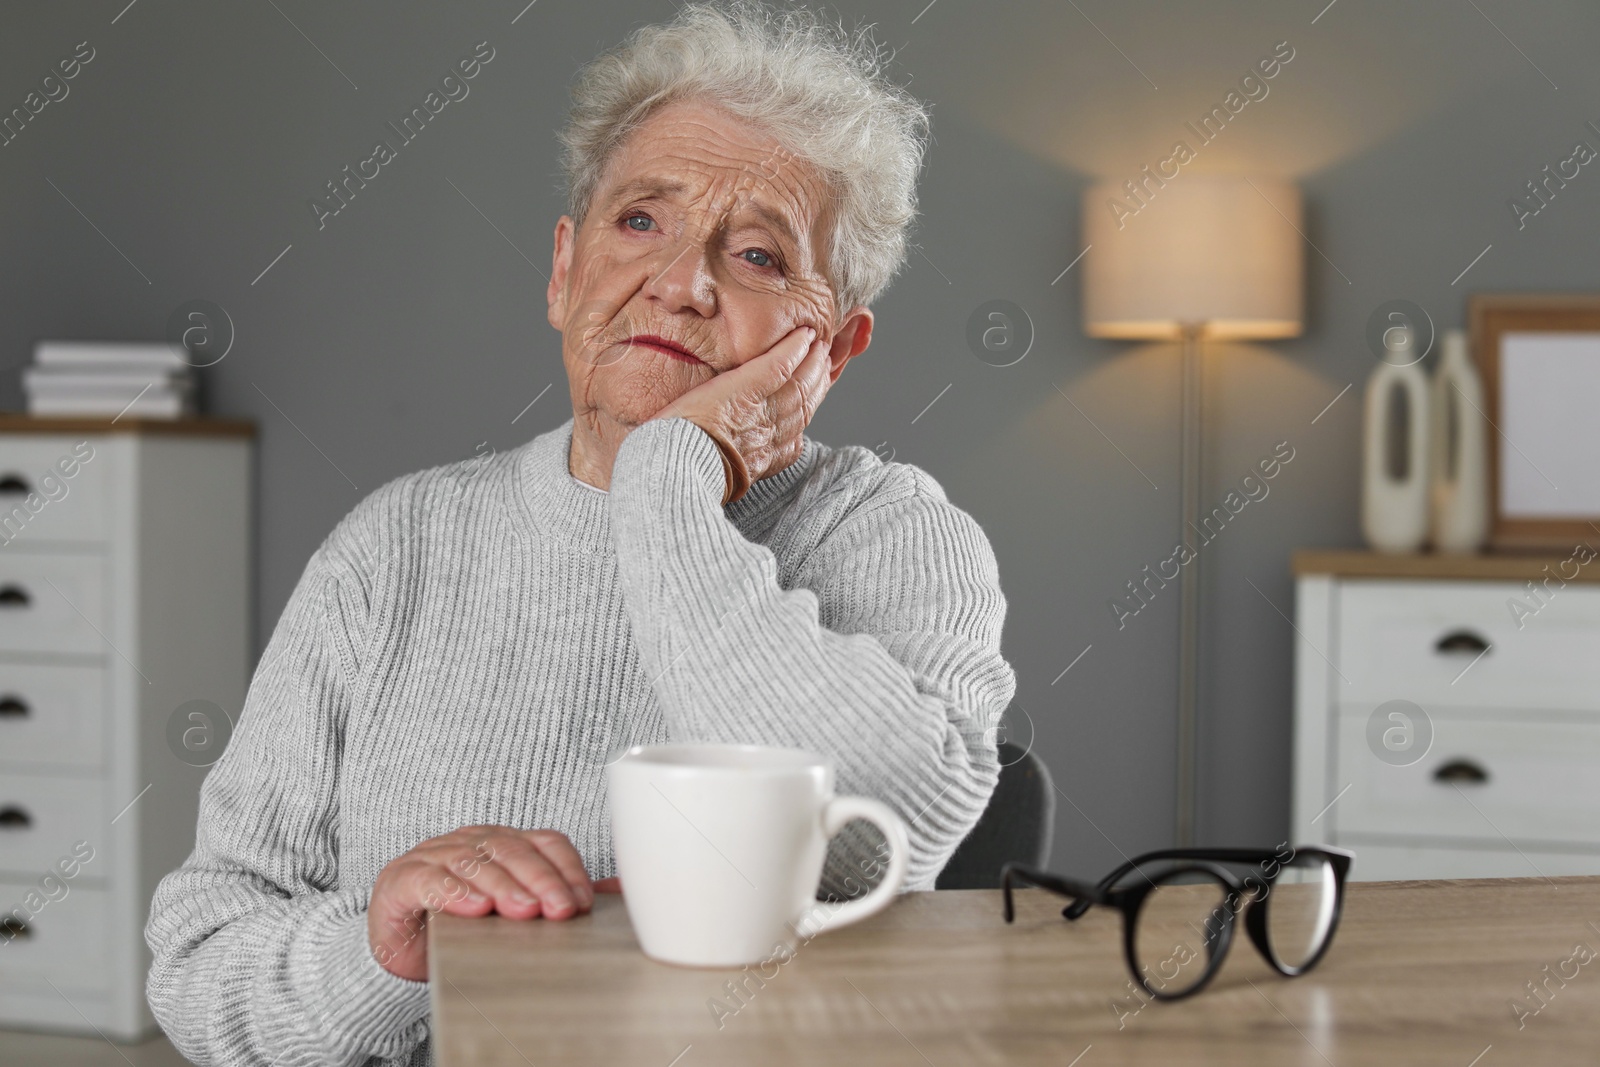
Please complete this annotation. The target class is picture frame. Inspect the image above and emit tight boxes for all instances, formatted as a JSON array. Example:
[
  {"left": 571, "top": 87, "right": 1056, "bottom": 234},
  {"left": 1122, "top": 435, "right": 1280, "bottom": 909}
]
[{"left": 1469, "top": 292, "right": 1600, "bottom": 550}]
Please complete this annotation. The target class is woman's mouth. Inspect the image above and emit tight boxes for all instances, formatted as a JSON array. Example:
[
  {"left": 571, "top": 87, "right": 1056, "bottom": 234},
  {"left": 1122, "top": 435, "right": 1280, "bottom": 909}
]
[{"left": 627, "top": 335, "right": 704, "bottom": 364}]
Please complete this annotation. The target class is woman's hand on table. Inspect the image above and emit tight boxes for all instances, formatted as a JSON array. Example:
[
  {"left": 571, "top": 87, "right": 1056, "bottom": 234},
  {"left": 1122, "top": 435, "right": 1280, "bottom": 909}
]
[{"left": 367, "top": 825, "right": 620, "bottom": 981}]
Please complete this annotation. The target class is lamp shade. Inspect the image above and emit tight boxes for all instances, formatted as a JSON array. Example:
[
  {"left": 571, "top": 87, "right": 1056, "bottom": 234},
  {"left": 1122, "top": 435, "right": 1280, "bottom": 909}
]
[{"left": 1082, "top": 176, "right": 1304, "bottom": 340}]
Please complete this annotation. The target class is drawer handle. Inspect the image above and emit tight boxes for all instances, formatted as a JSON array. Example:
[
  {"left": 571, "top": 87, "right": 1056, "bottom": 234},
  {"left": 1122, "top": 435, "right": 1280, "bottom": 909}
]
[
  {"left": 0, "top": 917, "right": 28, "bottom": 940},
  {"left": 1434, "top": 630, "right": 1490, "bottom": 655},
  {"left": 0, "top": 695, "right": 27, "bottom": 718},
  {"left": 0, "top": 585, "right": 30, "bottom": 608},
  {"left": 0, "top": 474, "right": 29, "bottom": 495},
  {"left": 0, "top": 806, "right": 32, "bottom": 828},
  {"left": 1433, "top": 759, "right": 1489, "bottom": 785}
]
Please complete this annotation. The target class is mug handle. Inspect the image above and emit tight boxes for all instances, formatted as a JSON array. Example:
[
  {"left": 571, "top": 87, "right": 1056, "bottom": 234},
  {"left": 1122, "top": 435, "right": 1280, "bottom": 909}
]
[{"left": 816, "top": 795, "right": 911, "bottom": 931}]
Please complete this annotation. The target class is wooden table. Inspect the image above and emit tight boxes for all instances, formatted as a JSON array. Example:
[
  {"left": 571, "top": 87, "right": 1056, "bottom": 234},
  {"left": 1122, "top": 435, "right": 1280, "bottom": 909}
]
[{"left": 430, "top": 877, "right": 1600, "bottom": 1065}]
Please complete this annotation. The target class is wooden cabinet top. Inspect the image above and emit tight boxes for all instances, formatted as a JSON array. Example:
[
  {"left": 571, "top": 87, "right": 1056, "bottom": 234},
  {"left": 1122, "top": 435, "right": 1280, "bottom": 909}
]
[
  {"left": 0, "top": 414, "right": 254, "bottom": 438},
  {"left": 1293, "top": 548, "right": 1600, "bottom": 582}
]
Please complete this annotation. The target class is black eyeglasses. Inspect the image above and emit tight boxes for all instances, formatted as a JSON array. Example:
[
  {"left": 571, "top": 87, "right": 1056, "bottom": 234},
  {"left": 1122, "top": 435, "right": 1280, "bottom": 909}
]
[{"left": 1002, "top": 845, "right": 1353, "bottom": 1001}]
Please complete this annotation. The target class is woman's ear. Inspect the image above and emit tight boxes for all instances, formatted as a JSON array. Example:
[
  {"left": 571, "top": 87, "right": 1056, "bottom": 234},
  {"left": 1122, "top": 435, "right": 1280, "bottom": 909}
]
[
  {"left": 547, "top": 216, "right": 576, "bottom": 330},
  {"left": 826, "top": 307, "right": 874, "bottom": 382}
]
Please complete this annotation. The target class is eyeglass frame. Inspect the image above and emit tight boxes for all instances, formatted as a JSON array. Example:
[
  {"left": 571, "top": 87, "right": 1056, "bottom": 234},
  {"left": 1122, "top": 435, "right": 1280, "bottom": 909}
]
[{"left": 1001, "top": 845, "right": 1354, "bottom": 1001}]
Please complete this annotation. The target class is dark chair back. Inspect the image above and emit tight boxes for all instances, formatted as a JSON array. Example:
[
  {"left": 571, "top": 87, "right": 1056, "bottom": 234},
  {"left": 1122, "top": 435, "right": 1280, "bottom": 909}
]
[{"left": 934, "top": 741, "right": 1055, "bottom": 890}]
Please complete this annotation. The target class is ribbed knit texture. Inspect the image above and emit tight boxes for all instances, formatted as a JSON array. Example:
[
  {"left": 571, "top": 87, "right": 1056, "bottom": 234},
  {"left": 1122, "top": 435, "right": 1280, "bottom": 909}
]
[{"left": 145, "top": 416, "right": 1015, "bottom": 1066}]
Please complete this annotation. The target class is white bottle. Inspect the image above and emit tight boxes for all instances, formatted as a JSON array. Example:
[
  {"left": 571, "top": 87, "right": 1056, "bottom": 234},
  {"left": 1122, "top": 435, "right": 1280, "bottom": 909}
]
[
  {"left": 1362, "top": 326, "right": 1431, "bottom": 553},
  {"left": 1429, "top": 329, "right": 1489, "bottom": 552}
]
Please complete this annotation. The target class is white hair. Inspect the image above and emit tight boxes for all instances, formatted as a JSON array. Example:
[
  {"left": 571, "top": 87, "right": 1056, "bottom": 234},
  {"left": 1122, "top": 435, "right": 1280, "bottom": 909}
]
[{"left": 558, "top": 0, "right": 931, "bottom": 312}]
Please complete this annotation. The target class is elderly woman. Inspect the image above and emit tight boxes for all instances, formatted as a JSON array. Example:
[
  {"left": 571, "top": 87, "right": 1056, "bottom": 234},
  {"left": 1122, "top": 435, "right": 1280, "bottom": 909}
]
[{"left": 146, "top": 2, "right": 1014, "bottom": 1063}]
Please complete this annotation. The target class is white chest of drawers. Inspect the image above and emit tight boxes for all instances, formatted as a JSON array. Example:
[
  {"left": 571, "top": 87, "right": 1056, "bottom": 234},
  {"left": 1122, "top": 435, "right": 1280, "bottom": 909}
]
[
  {"left": 1292, "top": 550, "right": 1600, "bottom": 882},
  {"left": 0, "top": 417, "right": 252, "bottom": 1040}
]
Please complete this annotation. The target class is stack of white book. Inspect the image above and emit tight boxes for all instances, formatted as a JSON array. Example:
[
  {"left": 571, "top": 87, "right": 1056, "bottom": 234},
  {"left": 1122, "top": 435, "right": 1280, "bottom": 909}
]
[{"left": 24, "top": 341, "right": 196, "bottom": 418}]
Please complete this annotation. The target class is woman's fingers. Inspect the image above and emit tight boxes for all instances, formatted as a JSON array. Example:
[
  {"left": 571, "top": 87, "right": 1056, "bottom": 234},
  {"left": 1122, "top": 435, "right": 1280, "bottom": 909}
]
[
  {"left": 753, "top": 326, "right": 816, "bottom": 392},
  {"left": 522, "top": 829, "right": 597, "bottom": 910},
  {"left": 464, "top": 849, "right": 570, "bottom": 920},
  {"left": 444, "top": 856, "right": 547, "bottom": 919},
  {"left": 707, "top": 326, "right": 812, "bottom": 422},
  {"left": 369, "top": 826, "right": 607, "bottom": 981},
  {"left": 390, "top": 855, "right": 492, "bottom": 920},
  {"left": 797, "top": 335, "right": 832, "bottom": 418},
  {"left": 663, "top": 326, "right": 811, "bottom": 416},
  {"left": 650, "top": 322, "right": 827, "bottom": 484},
  {"left": 764, "top": 337, "right": 829, "bottom": 452},
  {"left": 792, "top": 338, "right": 831, "bottom": 410},
  {"left": 419, "top": 829, "right": 590, "bottom": 919}
]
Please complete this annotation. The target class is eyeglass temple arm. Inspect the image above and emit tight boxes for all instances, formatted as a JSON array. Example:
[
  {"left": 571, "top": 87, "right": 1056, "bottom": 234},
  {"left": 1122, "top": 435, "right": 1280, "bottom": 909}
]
[
  {"left": 1000, "top": 863, "right": 1106, "bottom": 923},
  {"left": 1061, "top": 858, "right": 1149, "bottom": 920}
]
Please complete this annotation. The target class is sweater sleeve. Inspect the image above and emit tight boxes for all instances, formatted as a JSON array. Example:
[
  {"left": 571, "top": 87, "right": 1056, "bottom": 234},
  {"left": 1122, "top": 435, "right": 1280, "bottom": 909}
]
[
  {"left": 144, "top": 508, "right": 430, "bottom": 1066},
  {"left": 608, "top": 417, "right": 1017, "bottom": 893}
]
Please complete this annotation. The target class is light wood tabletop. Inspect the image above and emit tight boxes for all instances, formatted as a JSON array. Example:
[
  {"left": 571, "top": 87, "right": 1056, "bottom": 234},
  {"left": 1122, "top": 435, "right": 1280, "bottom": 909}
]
[{"left": 430, "top": 876, "right": 1600, "bottom": 1066}]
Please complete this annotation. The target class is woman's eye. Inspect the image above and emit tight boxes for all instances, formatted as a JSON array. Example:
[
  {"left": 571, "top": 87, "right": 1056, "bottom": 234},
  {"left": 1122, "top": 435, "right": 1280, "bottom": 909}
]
[
  {"left": 741, "top": 248, "right": 775, "bottom": 269},
  {"left": 624, "top": 214, "right": 655, "bottom": 232}
]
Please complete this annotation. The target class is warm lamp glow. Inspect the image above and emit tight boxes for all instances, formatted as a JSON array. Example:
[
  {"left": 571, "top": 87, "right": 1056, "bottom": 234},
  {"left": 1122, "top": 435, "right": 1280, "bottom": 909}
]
[{"left": 1082, "top": 176, "right": 1305, "bottom": 340}]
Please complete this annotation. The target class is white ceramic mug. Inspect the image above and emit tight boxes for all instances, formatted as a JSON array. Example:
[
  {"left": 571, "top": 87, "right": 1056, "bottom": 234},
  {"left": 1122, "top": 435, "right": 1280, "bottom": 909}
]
[{"left": 607, "top": 743, "right": 911, "bottom": 967}]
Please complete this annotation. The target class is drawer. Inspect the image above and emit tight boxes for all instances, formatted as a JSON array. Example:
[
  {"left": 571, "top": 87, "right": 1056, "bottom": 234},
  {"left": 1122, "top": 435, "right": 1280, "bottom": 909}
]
[
  {"left": 0, "top": 553, "right": 108, "bottom": 657},
  {"left": 0, "top": 878, "right": 110, "bottom": 992},
  {"left": 0, "top": 663, "right": 107, "bottom": 770},
  {"left": 1332, "top": 839, "right": 1600, "bottom": 881},
  {"left": 0, "top": 773, "right": 104, "bottom": 877},
  {"left": 0, "top": 436, "right": 108, "bottom": 544},
  {"left": 1334, "top": 710, "right": 1600, "bottom": 846},
  {"left": 1336, "top": 580, "right": 1600, "bottom": 710}
]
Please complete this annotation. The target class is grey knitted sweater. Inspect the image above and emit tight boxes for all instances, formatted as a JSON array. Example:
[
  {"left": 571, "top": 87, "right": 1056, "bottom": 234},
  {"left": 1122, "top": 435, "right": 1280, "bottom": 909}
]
[{"left": 145, "top": 416, "right": 1015, "bottom": 1066}]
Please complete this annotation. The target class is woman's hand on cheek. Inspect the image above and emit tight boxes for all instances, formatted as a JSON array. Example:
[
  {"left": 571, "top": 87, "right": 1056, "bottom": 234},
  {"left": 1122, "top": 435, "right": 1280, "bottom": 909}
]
[{"left": 653, "top": 325, "right": 832, "bottom": 500}]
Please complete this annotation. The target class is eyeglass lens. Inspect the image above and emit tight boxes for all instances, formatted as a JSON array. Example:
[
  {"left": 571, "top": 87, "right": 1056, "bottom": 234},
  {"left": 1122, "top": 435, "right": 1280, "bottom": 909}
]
[
  {"left": 1262, "top": 854, "right": 1339, "bottom": 971},
  {"left": 1131, "top": 869, "right": 1231, "bottom": 997}
]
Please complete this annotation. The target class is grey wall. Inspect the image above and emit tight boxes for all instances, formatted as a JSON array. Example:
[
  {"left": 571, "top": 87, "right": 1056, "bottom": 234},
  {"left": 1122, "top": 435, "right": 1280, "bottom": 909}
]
[{"left": 4, "top": 0, "right": 1597, "bottom": 873}]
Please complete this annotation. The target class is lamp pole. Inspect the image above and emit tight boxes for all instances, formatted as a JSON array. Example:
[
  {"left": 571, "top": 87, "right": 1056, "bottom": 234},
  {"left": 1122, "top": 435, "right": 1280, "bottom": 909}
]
[{"left": 1176, "top": 322, "right": 1204, "bottom": 848}]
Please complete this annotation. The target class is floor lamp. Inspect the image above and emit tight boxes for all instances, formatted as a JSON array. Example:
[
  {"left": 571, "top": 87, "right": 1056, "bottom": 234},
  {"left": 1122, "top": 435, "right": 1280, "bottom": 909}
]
[{"left": 1080, "top": 176, "right": 1305, "bottom": 847}]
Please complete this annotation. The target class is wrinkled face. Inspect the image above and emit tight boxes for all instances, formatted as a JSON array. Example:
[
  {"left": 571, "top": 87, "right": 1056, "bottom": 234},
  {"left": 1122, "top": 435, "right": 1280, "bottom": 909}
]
[{"left": 547, "top": 99, "right": 843, "bottom": 431}]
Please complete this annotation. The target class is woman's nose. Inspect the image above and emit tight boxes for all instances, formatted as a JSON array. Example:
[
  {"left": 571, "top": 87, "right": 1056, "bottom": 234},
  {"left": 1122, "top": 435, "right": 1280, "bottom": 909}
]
[{"left": 641, "top": 231, "right": 717, "bottom": 317}]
